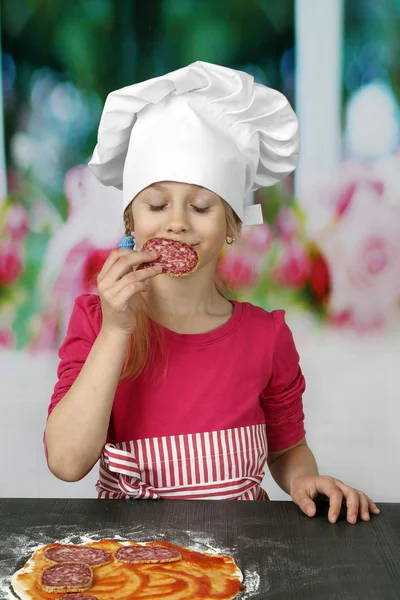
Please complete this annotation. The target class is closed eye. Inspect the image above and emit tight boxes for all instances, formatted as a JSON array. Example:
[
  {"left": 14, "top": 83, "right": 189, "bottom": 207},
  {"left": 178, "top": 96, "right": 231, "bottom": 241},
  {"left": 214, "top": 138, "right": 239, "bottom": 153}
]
[{"left": 148, "top": 205, "right": 210, "bottom": 214}]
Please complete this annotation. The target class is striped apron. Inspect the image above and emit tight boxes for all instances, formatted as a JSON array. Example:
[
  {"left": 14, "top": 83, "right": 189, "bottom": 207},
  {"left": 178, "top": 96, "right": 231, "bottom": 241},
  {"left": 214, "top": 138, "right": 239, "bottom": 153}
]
[{"left": 96, "top": 424, "right": 270, "bottom": 501}]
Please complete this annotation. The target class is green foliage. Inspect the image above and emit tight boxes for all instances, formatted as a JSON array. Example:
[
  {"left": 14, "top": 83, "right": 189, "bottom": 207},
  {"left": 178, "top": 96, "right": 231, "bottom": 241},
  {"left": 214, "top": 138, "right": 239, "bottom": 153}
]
[{"left": 12, "top": 229, "right": 51, "bottom": 348}]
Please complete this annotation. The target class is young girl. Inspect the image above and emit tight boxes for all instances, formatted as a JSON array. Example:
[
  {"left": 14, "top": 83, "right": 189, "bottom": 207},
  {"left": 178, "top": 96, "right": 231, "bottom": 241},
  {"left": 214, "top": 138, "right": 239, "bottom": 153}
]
[{"left": 45, "top": 61, "right": 379, "bottom": 524}]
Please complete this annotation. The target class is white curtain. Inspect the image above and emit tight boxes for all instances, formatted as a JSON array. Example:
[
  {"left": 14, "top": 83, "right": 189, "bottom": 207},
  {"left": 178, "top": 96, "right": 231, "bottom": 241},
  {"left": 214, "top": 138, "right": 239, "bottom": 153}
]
[{"left": 295, "top": 0, "right": 344, "bottom": 192}]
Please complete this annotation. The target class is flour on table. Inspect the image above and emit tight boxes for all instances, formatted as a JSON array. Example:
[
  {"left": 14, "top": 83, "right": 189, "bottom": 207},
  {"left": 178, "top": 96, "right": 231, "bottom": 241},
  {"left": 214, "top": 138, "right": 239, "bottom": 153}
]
[
  {"left": 241, "top": 570, "right": 261, "bottom": 598},
  {"left": 0, "top": 533, "right": 44, "bottom": 600}
]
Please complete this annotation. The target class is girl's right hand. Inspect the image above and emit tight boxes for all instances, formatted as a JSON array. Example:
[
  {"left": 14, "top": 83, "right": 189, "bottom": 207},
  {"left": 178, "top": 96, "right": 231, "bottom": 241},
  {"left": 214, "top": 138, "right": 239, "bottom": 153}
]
[{"left": 97, "top": 248, "right": 162, "bottom": 336}]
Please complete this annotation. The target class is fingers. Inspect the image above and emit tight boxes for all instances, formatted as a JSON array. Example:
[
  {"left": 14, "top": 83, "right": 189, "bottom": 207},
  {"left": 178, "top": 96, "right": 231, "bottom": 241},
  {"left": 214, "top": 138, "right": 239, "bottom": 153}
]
[
  {"left": 110, "top": 265, "right": 162, "bottom": 296},
  {"left": 314, "top": 477, "right": 344, "bottom": 523},
  {"left": 367, "top": 496, "right": 381, "bottom": 515},
  {"left": 358, "top": 492, "right": 370, "bottom": 522},
  {"left": 292, "top": 476, "right": 381, "bottom": 525},
  {"left": 344, "top": 488, "right": 360, "bottom": 524},
  {"left": 291, "top": 489, "right": 317, "bottom": 518},
  {"left": 331, "top": 480, "right": 381, "bottom": 524},
  {"left": 98, "top": 249, "right": 159, "bottom": 287},
  {"left": 97, "top": 249, "right": 133, "bottom": 281},
  {"left": 110, "top": 279, "right": 150, "bottom": 307},
  {"left": 348, "top": 491, "right": 380, "bottom": 522},
  {"left": 102, "top": 275, "right": 149, "bottom": 313}
]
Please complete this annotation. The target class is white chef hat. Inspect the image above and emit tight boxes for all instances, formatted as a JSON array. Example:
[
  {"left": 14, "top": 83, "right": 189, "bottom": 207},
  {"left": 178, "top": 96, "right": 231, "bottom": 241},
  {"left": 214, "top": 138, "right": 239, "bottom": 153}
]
[{"left": 88, "top": 61, "right": 299, "bottom": 227}]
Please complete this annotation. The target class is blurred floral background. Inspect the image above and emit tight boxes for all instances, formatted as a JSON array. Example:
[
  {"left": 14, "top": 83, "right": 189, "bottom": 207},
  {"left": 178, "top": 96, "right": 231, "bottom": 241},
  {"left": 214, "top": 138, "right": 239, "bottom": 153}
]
[
  {"left": 2, "top": 0, "right": 400, "bottom": 357},
  {"left": 2, "top": 0, "right": 400, "bottom": 500}
]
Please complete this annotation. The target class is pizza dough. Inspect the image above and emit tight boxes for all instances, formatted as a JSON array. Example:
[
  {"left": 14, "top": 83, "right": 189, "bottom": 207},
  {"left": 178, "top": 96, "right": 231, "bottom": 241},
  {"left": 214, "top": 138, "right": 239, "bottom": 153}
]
[
  {"left": 11, "top": 538, "right": 243, "bottom": 600},
  {"left": 138, "top": 237, "right": 200, "bottom": 276}
]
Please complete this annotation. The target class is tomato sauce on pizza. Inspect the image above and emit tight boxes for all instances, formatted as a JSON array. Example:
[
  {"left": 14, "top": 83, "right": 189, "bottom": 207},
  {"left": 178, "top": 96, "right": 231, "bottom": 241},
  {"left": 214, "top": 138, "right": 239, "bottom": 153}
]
[{"left": 12, "top": 539, "right": 243, "bottom": 599}]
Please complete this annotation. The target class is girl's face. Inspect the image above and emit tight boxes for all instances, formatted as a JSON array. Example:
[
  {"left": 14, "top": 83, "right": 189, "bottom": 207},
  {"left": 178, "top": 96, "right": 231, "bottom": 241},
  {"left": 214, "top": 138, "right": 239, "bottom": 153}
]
[{"left": 131, "top": 181, "right": 228, "bottom": 271}]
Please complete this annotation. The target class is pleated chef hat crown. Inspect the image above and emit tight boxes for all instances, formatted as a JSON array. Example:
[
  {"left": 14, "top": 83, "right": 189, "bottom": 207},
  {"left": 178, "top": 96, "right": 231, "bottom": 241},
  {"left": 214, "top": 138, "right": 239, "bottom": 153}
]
[{"left": 88, "top": 61, "right": 299, "bottom": 227}]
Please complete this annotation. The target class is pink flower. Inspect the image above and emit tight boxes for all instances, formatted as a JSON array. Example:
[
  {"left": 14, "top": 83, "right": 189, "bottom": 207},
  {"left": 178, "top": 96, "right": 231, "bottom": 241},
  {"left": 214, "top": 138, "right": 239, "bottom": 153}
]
[
  {"left": 7, "top": 167, "right": 22, "bottom": 195},
  {"left": 218, "top": 223, "right": 273, "bottom": 291},
  {"left": 32, "top": 165, "right": 123, "bottom": 351},
  {"left": 336, "top": 179, "right": 384, "bottom": 220},
  {"left": 336, "top": 182, "right": 357, "bottom": 218},
  {"left": 298, "top": 160, "right": 386, "bottom": 236},
  {"left": 4, "top": 203, "right": 30, "bottom": 241},
  {"left": 360, "top": 236, "right": 390, "bottom": 276},
  {"left": 240, "top": 223, "right": 272, "bottom": 253},
  {"left": 309, "top": 175, "right": 400, "bottom": 330},
  {"left": 309, "top": 252, "right": 331, "bottom": 302},
  {"left": 218, "top": 251, "right": 258, "bottom": 289},
  {"left": 82, "top": 248, "right": 112, "bottom": 292},
  {"left": 275, "top": 207, "right": 298, "bottom": 241},
  {"left": 29, "top": 314, "right": 58, "bottom": 353},
  {"left": 0, "top": 328, "right": 15, "bottom": 348},
  {"left": 328, "top": 310, "right": 352, "bottom": 328},
  {"left": 329, "top": 310, "right": 384, "bottom": 332},
  {"left": 64, "top": 165, "right": 88, "bottom": 218},
  {"left": 272, "top": 242, "right": 311, "bottom": 290},
  {"left": 0, "top": 242, "right": 24, "bottom": 286},
  {"left": 298, "top": 155, "right": 400, "bottom": 330}
]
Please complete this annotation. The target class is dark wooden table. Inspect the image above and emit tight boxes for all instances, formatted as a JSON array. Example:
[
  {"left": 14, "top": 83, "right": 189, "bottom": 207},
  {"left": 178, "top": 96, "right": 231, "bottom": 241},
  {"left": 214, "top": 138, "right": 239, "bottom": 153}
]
[{"left": 0, "top": 498, "right": 399, "bottom": 599}]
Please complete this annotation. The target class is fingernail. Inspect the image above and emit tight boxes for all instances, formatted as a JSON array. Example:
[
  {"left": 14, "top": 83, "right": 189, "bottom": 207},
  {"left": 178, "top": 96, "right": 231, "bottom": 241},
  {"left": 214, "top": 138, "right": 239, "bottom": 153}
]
[
  {"left": 330, "top": 514, "right": 337, "bottom": 523},
  {"left": 150, "top": 251, "right": 158, "bottom": 258}
]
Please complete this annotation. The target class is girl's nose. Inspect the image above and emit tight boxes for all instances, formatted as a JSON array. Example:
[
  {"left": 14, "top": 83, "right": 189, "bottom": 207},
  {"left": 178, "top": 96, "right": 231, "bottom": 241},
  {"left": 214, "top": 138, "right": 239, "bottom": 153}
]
[
  {"left": 166, "top": 224, "right": 188, "bottom": 236},
  {"left": 165, "top": 211, "right": 189, "bottom": 234}
]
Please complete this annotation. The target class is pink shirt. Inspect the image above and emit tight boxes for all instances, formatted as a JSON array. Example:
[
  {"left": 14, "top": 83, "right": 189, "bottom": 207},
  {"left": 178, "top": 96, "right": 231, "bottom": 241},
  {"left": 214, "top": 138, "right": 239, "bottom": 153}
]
[{"left": 48, "top": 294, "right": 306, "bottom": 453}]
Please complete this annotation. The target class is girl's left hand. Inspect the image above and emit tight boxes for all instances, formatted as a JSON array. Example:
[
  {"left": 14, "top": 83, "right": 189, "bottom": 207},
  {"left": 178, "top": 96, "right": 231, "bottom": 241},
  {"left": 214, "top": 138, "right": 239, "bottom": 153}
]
[{"left": 290, "top": 475, "right": 381, "bottom": 524}]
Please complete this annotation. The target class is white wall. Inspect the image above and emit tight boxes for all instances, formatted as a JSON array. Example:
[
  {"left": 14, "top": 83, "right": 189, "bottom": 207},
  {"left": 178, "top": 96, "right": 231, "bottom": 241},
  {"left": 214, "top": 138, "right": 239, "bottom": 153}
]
[{"left": 1, "top": 312, "right": 399, "bottom": 502}]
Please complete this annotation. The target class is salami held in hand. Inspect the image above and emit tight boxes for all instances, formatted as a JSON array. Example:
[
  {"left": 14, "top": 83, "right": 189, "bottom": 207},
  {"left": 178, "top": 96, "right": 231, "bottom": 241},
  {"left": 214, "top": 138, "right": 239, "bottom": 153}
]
[
  {"left": 96, "top": 247, "right": 163, "bottom": 335},
  {"left": 137, "top": 237, "right": 200, "bottom": 277}
]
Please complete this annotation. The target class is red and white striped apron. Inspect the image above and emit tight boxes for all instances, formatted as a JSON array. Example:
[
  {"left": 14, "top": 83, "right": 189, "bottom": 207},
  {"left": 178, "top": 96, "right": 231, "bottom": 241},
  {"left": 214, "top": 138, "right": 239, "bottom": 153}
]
[{"left": 96, "top": 424, "right": 269, "bottom": 501}]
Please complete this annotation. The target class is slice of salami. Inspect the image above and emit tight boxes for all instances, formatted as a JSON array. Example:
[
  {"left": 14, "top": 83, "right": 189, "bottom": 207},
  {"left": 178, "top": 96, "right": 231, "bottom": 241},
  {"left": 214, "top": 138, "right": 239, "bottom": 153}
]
[
  {"left": 138, "top": 237, "right": 199, "bottom": 277},
  {"left": 40, "top": 563, "right": 93, "bottom": 593},
  {"left": 44, "top": 544, "right": 111, "bottom": 566},
  {"left": 58, "top": 596, "right": 99, "bottom": 600},
  {"left": 114, "top": 544, "right": 182, "bottom": 564}
]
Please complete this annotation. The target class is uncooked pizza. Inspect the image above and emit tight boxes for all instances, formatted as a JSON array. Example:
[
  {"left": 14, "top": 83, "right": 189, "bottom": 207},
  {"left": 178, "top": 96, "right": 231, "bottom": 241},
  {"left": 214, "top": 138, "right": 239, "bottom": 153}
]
[
  {"left": 137, "top": 237, "right": 200, "bottom": 276},
  {"left": 11, "top": 539, "right": 243, "bottom": 599}
]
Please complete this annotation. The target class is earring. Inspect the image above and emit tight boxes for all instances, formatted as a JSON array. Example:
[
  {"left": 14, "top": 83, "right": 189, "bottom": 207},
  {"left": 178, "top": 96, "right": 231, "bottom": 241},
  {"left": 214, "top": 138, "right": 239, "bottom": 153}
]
[
  {"left": 118, "top": 234, "right": 135, "bottom": 250},
  {"left": 226, "top": 236, "right": 235, "bottom": 245}
]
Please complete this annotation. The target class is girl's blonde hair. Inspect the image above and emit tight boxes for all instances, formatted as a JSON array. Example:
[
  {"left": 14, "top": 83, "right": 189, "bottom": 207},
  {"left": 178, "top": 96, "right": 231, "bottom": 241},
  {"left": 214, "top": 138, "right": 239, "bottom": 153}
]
[{"left": 119, "top": 199, "right": 242, "bottom": 382}]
